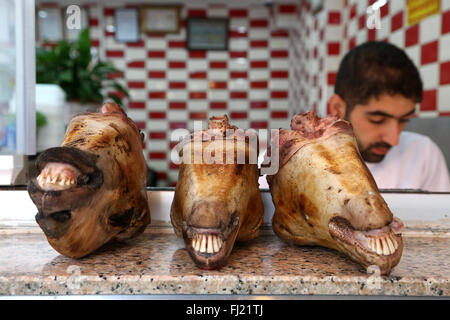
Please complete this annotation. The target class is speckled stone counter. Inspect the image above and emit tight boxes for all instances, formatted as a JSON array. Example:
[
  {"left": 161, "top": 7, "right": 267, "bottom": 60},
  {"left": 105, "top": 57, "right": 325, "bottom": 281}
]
[{"left": 0, "top": 228, "right": 449, "bottom": 296}]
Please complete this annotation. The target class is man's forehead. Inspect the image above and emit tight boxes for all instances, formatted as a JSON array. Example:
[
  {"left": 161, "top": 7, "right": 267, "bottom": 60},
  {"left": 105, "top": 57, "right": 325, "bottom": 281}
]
[{"left": 355, "top": 94, "right": 417, "bottom": 118}]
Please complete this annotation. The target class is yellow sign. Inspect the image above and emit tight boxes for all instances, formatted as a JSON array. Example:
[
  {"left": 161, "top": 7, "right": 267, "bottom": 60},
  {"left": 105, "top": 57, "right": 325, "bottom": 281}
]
[{"left": 407, "top": 0, "right": 440, "bottom": 25}]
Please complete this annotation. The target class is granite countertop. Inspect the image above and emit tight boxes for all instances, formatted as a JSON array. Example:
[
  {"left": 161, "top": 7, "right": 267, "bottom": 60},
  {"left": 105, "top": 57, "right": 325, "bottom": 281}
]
[{"left": 0, "top": 227, "right": 449, "bottom": 297}]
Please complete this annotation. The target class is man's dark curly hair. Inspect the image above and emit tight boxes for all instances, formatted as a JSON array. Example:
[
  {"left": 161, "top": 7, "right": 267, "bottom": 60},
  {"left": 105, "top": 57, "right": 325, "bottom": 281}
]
[{"left": 334, "top": 41, "right": 423, "bottom": 117}]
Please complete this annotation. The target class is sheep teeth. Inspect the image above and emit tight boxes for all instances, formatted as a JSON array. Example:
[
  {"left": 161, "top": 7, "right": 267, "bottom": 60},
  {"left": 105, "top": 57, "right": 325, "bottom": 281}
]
[{"left": 192, "top": 234, "right": 223, "bottom": 254}]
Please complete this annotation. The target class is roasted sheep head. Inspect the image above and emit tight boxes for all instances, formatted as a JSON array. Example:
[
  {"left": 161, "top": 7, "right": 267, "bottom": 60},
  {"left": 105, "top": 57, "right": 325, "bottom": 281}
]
[
  {"left": 170, "top": 115, "right": 264, "bottom": 269},
  {"left": 27, "top": 102, "right": 151, "bottom": 258},
  {"left": 267, "top": 112, "right": 404, "bottom": 275}
]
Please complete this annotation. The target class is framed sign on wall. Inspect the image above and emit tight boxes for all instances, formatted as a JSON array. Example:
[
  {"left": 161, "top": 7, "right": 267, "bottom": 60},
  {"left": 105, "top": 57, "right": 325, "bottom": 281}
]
[
  {"left": 115, "top": 8, "right": 140, "bottom": 42},
  {"left": 37, "top": 6, "right": 64, "bottom": 42},
  {"left": 187, "top": 18, "right": 229, "bottom": 51},
  {"left": 140, "top": 5, "right": 181, "bottom": 34}
]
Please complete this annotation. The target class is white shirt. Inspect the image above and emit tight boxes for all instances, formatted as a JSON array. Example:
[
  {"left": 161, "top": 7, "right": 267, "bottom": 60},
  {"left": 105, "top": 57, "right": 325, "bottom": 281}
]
[{"left": 258, "top": 131, "right": 450, "bottom": 192}]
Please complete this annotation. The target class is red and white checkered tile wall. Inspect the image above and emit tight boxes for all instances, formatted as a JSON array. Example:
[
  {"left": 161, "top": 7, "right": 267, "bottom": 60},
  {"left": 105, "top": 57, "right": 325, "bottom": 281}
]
[{"left": 79, "top": 2, "right": 297, "bottom": 186}]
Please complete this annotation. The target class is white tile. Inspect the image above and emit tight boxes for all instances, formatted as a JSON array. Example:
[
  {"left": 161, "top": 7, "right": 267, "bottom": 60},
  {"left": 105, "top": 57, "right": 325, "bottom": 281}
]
[
  {"left": 249, "top": 49, "right": 269, "bottom": 59},
  {"left": 269, "top": 38, "right": 289, "bottom": 49},
  {"left": 347, "top": 17, "right": 358, "bottom": 39},
  {"left": 390, "top": 29, "right": 405, "bottom": 49},
  {"left": 229, "top": 100, "right": 249, "bottom": 110},
  {"left": 229, "top": 39, "right": 249, "bottom": 50},
  {"left": 418, "top": 111, "right": 439, "bottom": 118},
  {"left": 230, "top": 18, "right": 248, "bottom": 29},
  {"left": 168, "top": 170, "right": 180, "bottom": 183},
  {"left": 389, "top": 0, "right": 406, "bottom": 15},
  {"left": 128, "top": 89, "right": 147, "bottom": 101},
  {"left": 125, "top": 69, "right": 147, "bottom": 80},
  {"left": 208, "top": 51, "right": 229, "bottom": 60},
  {"left": 146, "top": 119, "right": 168, "bottom": 130},
  {"left": 229, "top": 58, "right": 248, "bottom": 70},
  {"left": 276, "top": 15, "right": 297, "bottom": 29},
  {"left": 439, "top": 33, "right": 450, "bottom": 62},
  {"left": 327, "top": 0, "right": 345, "bottom": 10},
  {"left": 147, "top": 100, "right": 168, "bottom": 110},
  {"left": 148, "top": 80, "right": 167, "bottom": 90},
  {"left": 249, "top": 90, "right": 269, "bottom": 100},
  {"left": 188, "top": 100, "right": 208, "bottom": 110},
  {"left": 188, "top": 60, "right": 208, "bottom": 70},
  {"left": 377, "top": 15, "right": 390, "bottom": 40},
  {"left": 146, "top": 140, "right": 168, "bottom": 151},
  {"left": 167, "top": 70, "right": 188, "bottom": 80},
  {"left": 229, "top": 79, "right": 249, "bottom": 90},
  {"left": 230, "top": 120, "right": 250, "bottom": 130},
  {"left": 167, "top": 110, "right": 188, "bottom": 121},
  {"left": 405, "top": 45, "right": 420, "bottom": 68},
  {"left": 270, "top": 59, "right": 289, "bottom": 69},
  {"left": 208, "top": 7, "right": 228, "bottom": 17},
  {"left": 209, "top": 70, "right": 229, "bottom": 80},
  {"left": 208, "top": 90, "right": 228, "bottom": 100},
  {"left": 167, "top": 91, "right": 188, "bottom": 100},
  {"left": 249, "top": 69, "right": 269, "bottom": 80},
  {"left": 147, "top": 59, "right": 167, "bottom": 70},
  {"left": 146, "top": 38, "right": 167, "bottom": 50},
  {"left": 249, "top": 6, "right": 269, "bottom": 18},
  {"left": 147, "top": 160, "right": 168, "bottom": 172},
  {"left": 269, "top": 80, "right": 289, "bottom": 90},
  {"left": 357, "top": 0, "right": 368, "bottom": 15},
  {"left": 419, "top": 14, "right": 441, "bottom": 44},
  {"left": 89, "top": 28, "right": 102, "bottom": 39},
  {"left": 326, "top": 25, "right": 343, "bottom": 40},
  {"left": 188, "top": 80, "right": 208, "bottom": 90},
  {"left": 125, "top": 48, "right": 146, "bottom": 60},
  {"left": 249, "top": 109, "right": 269, "bottom": 120},
  {"left": 438, "top": 85, "right": 450, "bottom": 112},
  {"left": 267, "top": 119, "right": 289, "bottom": 130},
  {"left": 356, "top": 29, "right": 367, "bottom": 44},
  {"left": 110, "top": 59, "right": 125, "bottom": 70},
  {"left": 420, "top": 64, "right": 439, "bottom": 90},
  {"left": 104, "top": 37, "right": 125, "bottom": 50},
  {"left": 166, "top": 28, "right": 186, "bottom": 40},
  {"left": 443, "top": 0, "right": 450, "bottom": 10},
  {"left": 167, "top": 50, "right": 188, "bottom": 60},
  {"left": 249, "top": 28, "right": 270, "bottom": 39},
  {"left": 269, "top": 99, "right": 289, "bottom": 110},
  {"left": 127, "top": 109, "right": 147, "bottom": 122}
]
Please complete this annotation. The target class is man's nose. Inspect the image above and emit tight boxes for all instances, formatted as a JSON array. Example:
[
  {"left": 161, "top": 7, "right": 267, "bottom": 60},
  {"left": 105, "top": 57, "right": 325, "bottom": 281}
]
[{"left": 382, "top": 121, "right": 401, "bottom": 147}]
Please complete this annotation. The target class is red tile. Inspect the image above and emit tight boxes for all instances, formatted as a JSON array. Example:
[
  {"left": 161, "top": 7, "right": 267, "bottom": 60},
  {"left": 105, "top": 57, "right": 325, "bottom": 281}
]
[
  {"left": 127, "top": 81, "right": 145, "bottom": 89},
  {"left": 420, "top": 89, "right": 437, "bottom": 111},
  {"left": 250, "top": 121, "right": 268, "bottom": 129},
  {"left": 230, "top": 71, "right": 248, "bottom": 79},
  {"left": 327, "top": 42, "right": 340, "bottom": 55},
  {"left": 278, "top": 4, "right": 297, "bottom": 13},
  {"left": 368, "top": 28, "right": 376, "bottom": 41},
  {"left": 104, "top": 8, "right": 114, "bottom": 16},
  {"left": 148, "top": 71, "right": 166, "bottom": 78},
  {"left": 169, "top": 101, "right": 187, "bottom": 109},
  {"left": 149, "top": 131, "right": 166, "bottom": 139},
  {"left": 135, "top": 121, "right": 146, "bottom": 130},
  {"left": 229, "top": 9, "right": 248, "bottom": 17},
  {"left": 169, "top": 81, "right": 186, "bottom": 89},
  {"left": 188, "top": 9, "right": 206, "bottom": 17},
  {"left": 391, "top": 11, "right": 403, "bottom": 33},
  {"left": 170, "top": 122, "right": 187, "bottom": 130},
  {"left": 128, "top": 102, "right": 145, "bottom": 109},
  {"left": 148, "top": 152, "right": 166, "bottom": 160},
  {"left": 358, "top": 15, "right": 365, "bottom": 30},
  {"left": 128, "top": 61, "right": 145, "bottom": 68},
  {"left": 271, "top": 111, "right": 288, "bottom": 118},
  {"left": 250, "top": 19, "right": 268, "bottom": 28},
  {"left": 271, "top": 50, "right": 288, "bottom": 58},
  {"left": 405, "top": 24, "right": 419, "bottom": 47},
  {"left": 157, "top": 172, "right": 168, "bottom": 180},
  {"left": 230, "top": 91, "right": 247, "bottom": 99},
  {"left": 229, "top": 30, "right": 248, "bottom": 38},
  {"left": 209, "top": 61, "right": 227, "bottom": 69},
  {"left": 210, "top": 81, "right": 227, "bottom": 89},
  {"left": 168, "top": 41, "right": 186, "bottom": 48},
  {"left": 108, "top": 90, "right": 125, "bottom": 99},
  {"left": 271, "top": 70, "right": 288, "bottom": 78},
  {"left": 107, "top": 71, "right": 123, "bottom": 79},
  {"left": 250, "top": 60, "right": 268, "bottom": 68},
  {"left": 271, "top": 30, "right": 289, "bottom": 37},
  {"left": 91, "top": 39, "right": 100, "bottom": 47},
  {"left": 189, "top": 71, "right": 207, "bottom": 79},
  {"left": 250, "top": 81, "right": 268, "bottom": 89},
  {"left": 443, "top": 10, "right": 450, "bottom": 34},
  {"left": 105, "top": 50, "right": 123, "bottom": 58},
  {"left": 328, "top": 72, "right": 337, "bottom": 85},
  {"left": 349, "top": 37, "right": 356, "bottom": 50},
  {"left": 148, "top": 111, "right": 166, "bottom": 119},
  {"left": 439, "top": 112, "right": 450, "bottom": 117},
  {"left": 328, "top": 11, "right": 341, "bottom": 24},
  {"left": 190, "top": 112, "right": 207, "bottom": 120},
  {"left": 126, "top": 41, "right": 145, "bottom": 48},
  {"left": 440, "top": 61, "right": 450, "bottom": 85},
  {"left": 146, "top": 33, "right": 165, "bottom": 38},
  {"left": 189, "top": 92, "right": 207, "bottom": 99},
  {"left": 349, "top": 4, "right": 357, "bottom": 19},
  {"left": 148, "top": 92, "right": 166, "bottom": 99},
  {"left": 250, "top": 40, "right": 268, "bottom": 48},
  {"left": 105, "top": 30, "right": 115, "bottom": 37},
  {"left": 380, "top": 2, "right": 389, "bottom": 18},
  {"left": 170, "top": 162, "right": 180, "bottom": 170},
  {"left": 271, "top": 91, "right": 288, "bottom": 99},
  {"left": 148, "top": 50, "right": 165, "bottom": 58},
  {"left": 250, "top": 101, "right": 268, "bottom": 109},
  {"left": 210, "top": 101, "right": 227, "bottom": 109},
  {"left": 169, "top": 61, "right": 186, "bottom": 68},
  {"left": 189, "top": 51, "right": 206, "bottom": 59},
  {"left": 230, "top": 111, "right": 248, "bottom": 119},
  {"left": 89, "top": 18, "right": 99, "bottom": 27},
  {"left": 229, "top": 51, "right": 247, "bottom": 58},
  {"left": 421, "top": 40, "right": 438, "bottom": 65}
]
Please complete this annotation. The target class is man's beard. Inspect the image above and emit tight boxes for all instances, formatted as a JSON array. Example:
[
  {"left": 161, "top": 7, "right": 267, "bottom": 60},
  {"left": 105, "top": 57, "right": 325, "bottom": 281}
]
[{"left": 357, "top": 141, "right": 392, "bottom": 163}]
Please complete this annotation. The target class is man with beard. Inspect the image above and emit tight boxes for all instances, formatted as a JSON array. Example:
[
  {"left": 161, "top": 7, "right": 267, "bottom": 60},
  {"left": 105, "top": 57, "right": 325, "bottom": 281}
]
[{"left": 327, "top": 41, "right": 450, "bottom": 192}]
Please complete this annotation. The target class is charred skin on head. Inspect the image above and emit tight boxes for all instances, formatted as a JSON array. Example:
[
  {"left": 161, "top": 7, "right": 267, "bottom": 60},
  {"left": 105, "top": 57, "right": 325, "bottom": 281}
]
[
  {"left": 268, "top": 112, "right": 404, "bottom": 275},
  {"left": 27, "top": 102, "right": 150, "bottom": 258},
  {"left": 170, "top": 115, "right": 264, "bottom": 270}
]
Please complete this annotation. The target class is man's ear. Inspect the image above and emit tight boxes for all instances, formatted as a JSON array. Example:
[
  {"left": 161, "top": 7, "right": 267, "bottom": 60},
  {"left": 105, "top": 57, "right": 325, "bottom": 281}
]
[{"left": 329, "top": 94, "right": 347, "bottom": 119}]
